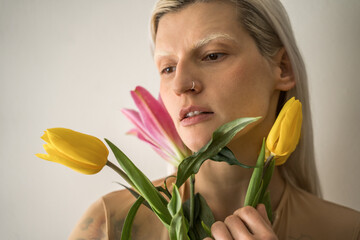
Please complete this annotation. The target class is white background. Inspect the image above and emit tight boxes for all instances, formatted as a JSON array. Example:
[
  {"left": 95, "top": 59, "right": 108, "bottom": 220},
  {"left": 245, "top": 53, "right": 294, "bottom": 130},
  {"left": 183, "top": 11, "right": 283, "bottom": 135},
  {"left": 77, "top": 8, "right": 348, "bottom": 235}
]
[{"left": 0, "top": 0, "right": 359, "bottom": 239}]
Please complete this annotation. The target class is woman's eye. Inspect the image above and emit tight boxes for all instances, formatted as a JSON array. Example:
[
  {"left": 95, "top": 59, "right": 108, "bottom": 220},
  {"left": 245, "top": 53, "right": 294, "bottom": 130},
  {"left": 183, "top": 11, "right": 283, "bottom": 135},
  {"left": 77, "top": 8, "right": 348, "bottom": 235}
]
[
  {"left": 161, "top": 66, "right": 176, "bottom": 75},
  {"left": 203, "top": 53, "right": 225, "bottom": 61}
]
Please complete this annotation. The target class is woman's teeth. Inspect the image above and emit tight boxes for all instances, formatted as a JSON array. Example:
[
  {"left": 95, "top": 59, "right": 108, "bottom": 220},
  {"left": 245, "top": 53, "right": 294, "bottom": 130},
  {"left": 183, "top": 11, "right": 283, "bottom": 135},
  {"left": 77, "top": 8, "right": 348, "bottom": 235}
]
[{"left": 185, "top": 111, "right": 202, "bottom": 118}]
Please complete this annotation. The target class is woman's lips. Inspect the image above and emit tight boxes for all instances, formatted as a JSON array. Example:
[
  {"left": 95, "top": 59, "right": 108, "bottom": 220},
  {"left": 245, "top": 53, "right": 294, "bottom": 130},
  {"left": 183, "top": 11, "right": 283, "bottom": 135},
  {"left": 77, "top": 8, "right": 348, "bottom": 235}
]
[
  {"left": 180, "top": 112, "right": 214, "bottom": 127},
  {"left": 179, "top": 106, "right": 214, "bottom": 127}
]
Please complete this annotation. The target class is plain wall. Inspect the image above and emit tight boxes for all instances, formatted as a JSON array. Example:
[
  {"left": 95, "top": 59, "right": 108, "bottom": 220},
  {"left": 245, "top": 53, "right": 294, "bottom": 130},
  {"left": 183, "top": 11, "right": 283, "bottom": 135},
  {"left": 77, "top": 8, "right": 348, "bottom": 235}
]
[{"left": 0, "top": 0, "right": 359, "bottom": 239}]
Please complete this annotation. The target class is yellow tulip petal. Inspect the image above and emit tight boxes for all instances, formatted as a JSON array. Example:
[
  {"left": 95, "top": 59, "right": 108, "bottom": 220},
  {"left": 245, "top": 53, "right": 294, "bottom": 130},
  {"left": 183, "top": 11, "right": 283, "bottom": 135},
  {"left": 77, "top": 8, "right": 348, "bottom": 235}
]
[
  {"left": 35, "top": 153, "right": 51, "bottom": 161},
  {"left": 266, "top": 121, "right": 281, "bottom": 153},
  {"left": 266, "top": 125, "right": 280, "bottom": 153},
  {"left": 51, "top": 154, "right": 102, "bottom": 174},
  {"left": 278, "top": 100, "right": 301, "bottom": 153},
  {"left": 41, "top": 144, "right": 102, "bottom": 174},
  {"left": 43, "top": 143, "right": 101, "bottom": 171},
  {"left": 40, "top": 132, "right": 50, "bottom": 143},
  {"left": 46, "top": 152, "right": 102, "bottom": 174},
  {"left": 43, "top": 143, "right": 72, "bottom": 161},
  {"left": 276, "top": 97, "right": 295, "bottom": 125},
  {"left": 274, "top": 155, "right": 288, "bottom": 166},
  {"left": 266, "top": 97, "right": 295, "bottom": 152},
  {"left": 277, "top": 115, "right": 293, "bottom": 152},
  {"left": 293, "top": 103, "right": 303, "bottom": 146}
]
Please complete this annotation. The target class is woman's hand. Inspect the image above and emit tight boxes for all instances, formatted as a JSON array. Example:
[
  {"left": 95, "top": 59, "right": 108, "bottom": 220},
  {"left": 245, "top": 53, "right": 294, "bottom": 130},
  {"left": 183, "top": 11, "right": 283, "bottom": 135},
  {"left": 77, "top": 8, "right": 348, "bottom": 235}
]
[{"left": 203, "top": 204, "right": 278, "bottom": 240}]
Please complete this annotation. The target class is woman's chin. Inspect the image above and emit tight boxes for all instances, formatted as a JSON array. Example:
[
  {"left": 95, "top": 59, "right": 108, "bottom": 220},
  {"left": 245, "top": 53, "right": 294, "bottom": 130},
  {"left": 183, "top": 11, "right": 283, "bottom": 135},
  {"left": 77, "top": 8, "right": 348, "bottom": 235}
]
[
  {"left": 178, "top": 121, "right": 224, "bottom": 152},
  {"left": 181, "top": 133, "right": 213, "bottom": 153}
]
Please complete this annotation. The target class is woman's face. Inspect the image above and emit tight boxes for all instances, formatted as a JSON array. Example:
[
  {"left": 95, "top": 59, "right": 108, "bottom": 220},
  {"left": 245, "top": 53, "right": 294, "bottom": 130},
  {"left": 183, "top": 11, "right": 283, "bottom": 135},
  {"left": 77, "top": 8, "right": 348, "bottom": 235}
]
[{"left": 154, "top": 1, "right": 287, "bottom": 152}]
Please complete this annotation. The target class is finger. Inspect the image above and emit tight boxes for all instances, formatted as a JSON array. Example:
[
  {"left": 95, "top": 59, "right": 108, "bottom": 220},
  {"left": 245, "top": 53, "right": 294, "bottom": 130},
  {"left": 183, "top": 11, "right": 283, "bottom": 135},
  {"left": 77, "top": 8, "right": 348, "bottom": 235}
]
[
  {"left": 256, "top": 204, "right": 271, "bottom": 226},
  {"left": 224, "top": 215, "right": 252, "bottom": 239},
  {"left": 211, "top": 221, "right": 233, "bottom": 240},
  {"left": 234, "top": 206, "right": 272, "bottom": 235}
]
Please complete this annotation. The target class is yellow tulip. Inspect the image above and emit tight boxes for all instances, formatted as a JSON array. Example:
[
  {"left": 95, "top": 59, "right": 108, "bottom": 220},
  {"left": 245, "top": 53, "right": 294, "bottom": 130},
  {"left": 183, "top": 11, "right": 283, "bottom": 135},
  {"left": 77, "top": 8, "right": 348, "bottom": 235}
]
[
  {"left": 266, "top": 97, "right": 302, "bottom": 165},
  {"left": 36, "top": 128, "right": 109, "bottom": 174}
]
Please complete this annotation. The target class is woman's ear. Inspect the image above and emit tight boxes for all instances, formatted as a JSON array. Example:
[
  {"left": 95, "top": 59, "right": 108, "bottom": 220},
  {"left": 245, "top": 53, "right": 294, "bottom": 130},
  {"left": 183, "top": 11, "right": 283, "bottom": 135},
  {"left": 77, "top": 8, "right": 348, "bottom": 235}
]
[{"left": 273, "top": 48, "right": 295, "bottom": 91}]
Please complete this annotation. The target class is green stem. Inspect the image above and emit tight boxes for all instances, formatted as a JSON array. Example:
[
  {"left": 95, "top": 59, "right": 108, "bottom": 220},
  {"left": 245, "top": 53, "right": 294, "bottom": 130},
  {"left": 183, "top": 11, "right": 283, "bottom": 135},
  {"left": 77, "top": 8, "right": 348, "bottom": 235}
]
[
  {"left": 106, "top": 160, "right": 137, "bottom": 191},
  {"left": 190, "top": 174, "right": 195, "bottom": 228},
  {"left": 262, "top": 154, "right": 274, "bottom": 179}
]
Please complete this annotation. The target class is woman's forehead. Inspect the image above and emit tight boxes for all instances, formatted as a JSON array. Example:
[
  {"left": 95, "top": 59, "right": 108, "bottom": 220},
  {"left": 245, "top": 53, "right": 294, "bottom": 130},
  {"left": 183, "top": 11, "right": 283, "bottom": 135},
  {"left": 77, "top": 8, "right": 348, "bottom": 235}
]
[
  {"left": 160, "top": 2, "right": 238, "bottom": 27},
  {"left": 154, "top": 1, "right": 244, "bottom": 51}
]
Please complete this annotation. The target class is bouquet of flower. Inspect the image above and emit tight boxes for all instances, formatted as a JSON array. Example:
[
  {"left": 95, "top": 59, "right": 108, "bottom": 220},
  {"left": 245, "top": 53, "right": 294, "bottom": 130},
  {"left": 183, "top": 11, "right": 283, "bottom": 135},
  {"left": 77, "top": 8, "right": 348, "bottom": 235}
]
[{"left": 36, "top": 86, "right": 302, "bottom": 239}]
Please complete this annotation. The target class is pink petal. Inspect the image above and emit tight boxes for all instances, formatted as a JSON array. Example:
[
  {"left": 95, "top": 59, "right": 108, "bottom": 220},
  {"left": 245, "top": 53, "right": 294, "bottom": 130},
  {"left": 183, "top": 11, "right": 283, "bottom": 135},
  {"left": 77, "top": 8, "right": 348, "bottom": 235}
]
[
  {"left": 153, "top": 147, "right": 178, "bottom": 166},
  {"left": 122, "top": 86, "right": 191, "bottom": 165},
  {"left": 128, "top": 128, "right": 158, "bottom": 149},
  {"left": 122, "top": 108, "right": 161, "bottom": 149},
  {"left": 131, "top": 127, "right": 179, "bottom": 165},
  {"left": 134, "top": 86, "right": 186, "bottom": 155},
  {"left": 135, "top": 86, "right": 176, "bottom": 137},
  {"left": 123, "top": 112, "right": 177, "bottom": 159},
  {"left": 131, "top": 87, "right": 175, "bottom": 154},
  {"left": 158, "top": 95, "right": 188, "bottom": 153}
]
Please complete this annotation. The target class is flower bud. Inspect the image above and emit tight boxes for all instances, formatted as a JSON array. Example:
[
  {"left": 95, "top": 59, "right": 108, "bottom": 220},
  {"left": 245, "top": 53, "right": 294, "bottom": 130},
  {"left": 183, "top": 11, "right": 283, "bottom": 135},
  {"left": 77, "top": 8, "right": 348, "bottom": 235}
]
[
  {"left": 266, "top": 97, "right": 302, "bottom": 165},
  {"left": 36, "top": 128, "right": 108, "bottom": 174}
]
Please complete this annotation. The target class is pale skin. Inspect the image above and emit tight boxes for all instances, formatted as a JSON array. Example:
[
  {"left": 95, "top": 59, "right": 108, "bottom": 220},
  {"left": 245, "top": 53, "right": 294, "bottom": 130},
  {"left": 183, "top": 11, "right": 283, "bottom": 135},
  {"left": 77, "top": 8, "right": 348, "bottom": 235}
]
[{"left": 155, "top": 1, "right": 295, "bottom": 239}]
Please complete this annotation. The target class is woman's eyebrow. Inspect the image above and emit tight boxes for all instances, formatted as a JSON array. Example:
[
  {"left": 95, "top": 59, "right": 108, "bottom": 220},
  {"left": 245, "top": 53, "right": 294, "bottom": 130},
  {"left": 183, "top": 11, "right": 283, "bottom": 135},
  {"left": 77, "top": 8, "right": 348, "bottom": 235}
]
[
  {"left": 154, "top": 50, "right": 173, "bottom": 60},
  {"left": 193, "top": 33, "right": 238, "bottom": 50}
]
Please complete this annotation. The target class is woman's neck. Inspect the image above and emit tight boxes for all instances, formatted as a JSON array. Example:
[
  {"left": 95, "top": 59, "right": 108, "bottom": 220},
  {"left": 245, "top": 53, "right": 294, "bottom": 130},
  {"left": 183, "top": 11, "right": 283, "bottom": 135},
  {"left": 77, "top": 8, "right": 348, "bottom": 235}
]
[{"left": 194, "top": 137, "right": 285, "bottom": 221}]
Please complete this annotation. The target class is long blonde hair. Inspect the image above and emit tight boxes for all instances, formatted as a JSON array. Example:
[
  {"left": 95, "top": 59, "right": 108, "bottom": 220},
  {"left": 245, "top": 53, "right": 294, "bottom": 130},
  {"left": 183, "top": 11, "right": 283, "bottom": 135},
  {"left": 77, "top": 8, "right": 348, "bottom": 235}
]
[{"left": 150, "top": 0, "right": 321, "bottom": 197}]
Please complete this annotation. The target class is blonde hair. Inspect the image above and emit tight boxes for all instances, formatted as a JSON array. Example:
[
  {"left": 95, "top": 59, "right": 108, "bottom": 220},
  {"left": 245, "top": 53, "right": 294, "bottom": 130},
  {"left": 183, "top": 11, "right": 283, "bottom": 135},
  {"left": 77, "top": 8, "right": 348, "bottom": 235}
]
[{"left": 150, "top": 0, "right": 322, "bottom": 197}]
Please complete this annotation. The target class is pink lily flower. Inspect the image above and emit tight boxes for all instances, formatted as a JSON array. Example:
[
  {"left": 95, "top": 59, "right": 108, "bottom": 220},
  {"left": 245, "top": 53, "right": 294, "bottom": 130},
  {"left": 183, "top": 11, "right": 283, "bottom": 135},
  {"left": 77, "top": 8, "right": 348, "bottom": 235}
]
[{"left": 122, "top": 86, "right": 192, "bottom": 166}]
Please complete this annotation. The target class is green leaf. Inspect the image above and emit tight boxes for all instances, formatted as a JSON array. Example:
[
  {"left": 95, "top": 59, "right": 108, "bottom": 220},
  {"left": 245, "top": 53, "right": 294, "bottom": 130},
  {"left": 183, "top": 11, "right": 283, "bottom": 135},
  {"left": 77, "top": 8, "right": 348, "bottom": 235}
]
[
  {"left": 259, "top": 158, "right": 275, "bottom": 201},
  {"left": 176, "top": 117, "right": 260, "bottom": 188},
  {"left": 106, "top": 161, "right": 137, "bottom": 191},
  {"left": 197, "top": 194, "right": 215, "bottom": 238},
  {"left": 168, "top": 184, "right": 190, "bottom": 240},
  {"left": 210, "top": 147, "right": 254, "bottom": 169},
  {"left": 260, "top": 191, "right": 273, "bottom": 223},
  {"left": 163, "top": 175, "right": 176, "bottom": 199},
  {"left": 201, "top": 221, "right": 212, "bottom": 238},
  {"left": 182, "top": 195, "right": 200, "bottom": 222},
  {"left": 116, "top": 182, "right": 174, "bottom": 211},
  {"left": 120, "top": 196, "right": 144, "bottom": 240},
  {"left": 156, "top": 186, "right": 172, "bottom": 200},
  {"left": 169, "top": 213, "right": 190, "bottom": 240},
  {"left": 105, "top": 139, "right": 171, "bottom": 227},
  {"left": 251, "top": 180, "right": 263, "bottom": 207},
  {"left": 182, "top": 195, "right": 200, "bottom": 240},
  {"left": 168, "top": 184, "right": 182, "bottom": 217},
  {"left": 183, "top": 193, "right": 215, "bottom": 239},
  {"left": 116, "top": 182, "right": 152, "bottom": 210},
  {"left": 244, "top": 139, "right": 265, "bottom": 206}
]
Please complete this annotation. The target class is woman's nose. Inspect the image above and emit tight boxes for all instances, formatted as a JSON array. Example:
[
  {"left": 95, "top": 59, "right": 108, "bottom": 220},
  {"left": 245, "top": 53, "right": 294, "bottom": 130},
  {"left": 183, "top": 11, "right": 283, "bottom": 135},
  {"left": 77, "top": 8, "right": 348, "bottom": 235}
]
[{"left": 172, "top": 60, "right": 201, "bottom": 95}]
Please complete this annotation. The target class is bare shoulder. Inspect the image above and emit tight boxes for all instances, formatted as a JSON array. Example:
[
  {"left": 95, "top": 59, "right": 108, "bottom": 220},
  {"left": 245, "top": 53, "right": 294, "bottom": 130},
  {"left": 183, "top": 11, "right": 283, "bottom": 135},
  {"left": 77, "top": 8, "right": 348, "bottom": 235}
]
[
  {"left": 68, "top": 196, "right": 109, "bottom": 240},
  {"left": 279, "top": 183, "right": 360, "bottom": 239},
  {"left": 68, "top": 176, "right": 171, "bottom": 240},
  {"left": 291, "top": 184, "right": 360, "bottom": 221}
]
